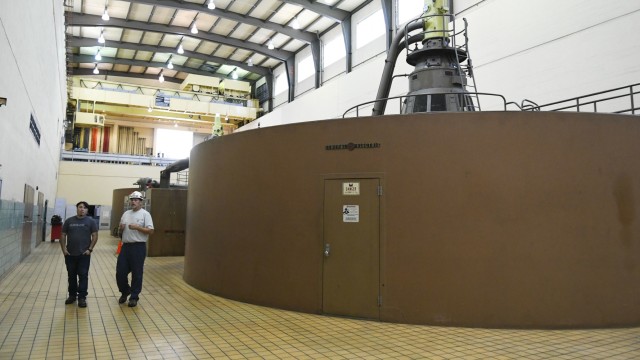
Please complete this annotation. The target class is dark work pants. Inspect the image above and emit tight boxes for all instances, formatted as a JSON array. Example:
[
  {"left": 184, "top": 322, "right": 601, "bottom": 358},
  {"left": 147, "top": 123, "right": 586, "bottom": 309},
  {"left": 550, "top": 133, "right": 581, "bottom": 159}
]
[
  {"left": 64, "top": 254, "right": 91, "bottom": 299},
  {"left": 116, "top": 242, "right": 146, "bottom": 300}
]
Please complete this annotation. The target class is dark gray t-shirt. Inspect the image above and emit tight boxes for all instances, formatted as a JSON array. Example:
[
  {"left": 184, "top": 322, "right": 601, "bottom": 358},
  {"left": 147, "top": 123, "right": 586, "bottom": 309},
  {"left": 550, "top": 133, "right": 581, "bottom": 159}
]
[{"left": 62, "top": 216, "right": 97, "bottom": 256}]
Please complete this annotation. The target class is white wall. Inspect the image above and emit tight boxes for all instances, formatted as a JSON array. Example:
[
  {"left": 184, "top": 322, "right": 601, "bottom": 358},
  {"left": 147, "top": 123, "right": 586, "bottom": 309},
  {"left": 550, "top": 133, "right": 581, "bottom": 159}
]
[
  {"left": 243, "top": 0, "right": 640, "bottom": 131},
  {"left": 57, "top": 162, "right": 178, "bottom": 208},
  {"left": 0, "top": 0, "right": 67, "bottom": 202},
  {"left": 460, "top": 0, "right": 640, "bottom": 105},
  {"left": 0, "top": 0, "right": 67, "bottom": 278}
]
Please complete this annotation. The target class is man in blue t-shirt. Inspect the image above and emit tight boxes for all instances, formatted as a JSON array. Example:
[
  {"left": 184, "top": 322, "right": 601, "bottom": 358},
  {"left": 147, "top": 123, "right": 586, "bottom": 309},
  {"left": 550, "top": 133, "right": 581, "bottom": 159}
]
[{"left": 60, "top": 201, "right": 98, "bottom": 308}]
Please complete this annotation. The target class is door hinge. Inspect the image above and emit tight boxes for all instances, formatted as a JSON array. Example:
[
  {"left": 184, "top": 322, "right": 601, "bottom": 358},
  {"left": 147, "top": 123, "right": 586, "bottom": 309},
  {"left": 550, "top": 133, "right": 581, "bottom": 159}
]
[
  {"left": 377, "top": 185, "right": 383, "bottom": 196},
  {"left": 377, "top": 295, "right": 382, "bottom": 306}
]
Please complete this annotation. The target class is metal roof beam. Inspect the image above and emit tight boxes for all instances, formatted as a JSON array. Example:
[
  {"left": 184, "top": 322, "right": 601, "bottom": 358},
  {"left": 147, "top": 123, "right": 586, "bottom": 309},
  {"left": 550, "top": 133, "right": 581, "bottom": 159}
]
[
  {"left": 69, "top": 37, "right": 270, "bottom": 76},
  {"left": 122, "top": 0, "right": 316, "bottom": 43},
  {"left": 70, "top": 68, "right": 184, "bottom": 83},
  {"left": 67, "top": 14, "right": 293, "bottom": 61},
  {"left": 71, "top": 54, "right": 240, "bottom": 80},
  {"left": 280, "top": 0, "right": 350, "bottom": 22}
]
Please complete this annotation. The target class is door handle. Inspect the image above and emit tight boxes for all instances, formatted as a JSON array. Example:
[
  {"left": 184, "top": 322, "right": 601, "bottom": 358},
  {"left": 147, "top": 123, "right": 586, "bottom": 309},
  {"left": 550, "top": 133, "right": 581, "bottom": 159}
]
[{"left": 324, "top": 243, "right": 331, "bottom": 257}]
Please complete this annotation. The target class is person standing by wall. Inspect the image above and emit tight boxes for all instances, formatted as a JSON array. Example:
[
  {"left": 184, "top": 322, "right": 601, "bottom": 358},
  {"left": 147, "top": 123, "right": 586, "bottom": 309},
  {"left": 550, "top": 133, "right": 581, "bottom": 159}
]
[
  {"left": 117, "top": 191, "right": 154, "bottom": 307},
  {"left": 60, "top": 201, "right": 98, "bottom": 308}
]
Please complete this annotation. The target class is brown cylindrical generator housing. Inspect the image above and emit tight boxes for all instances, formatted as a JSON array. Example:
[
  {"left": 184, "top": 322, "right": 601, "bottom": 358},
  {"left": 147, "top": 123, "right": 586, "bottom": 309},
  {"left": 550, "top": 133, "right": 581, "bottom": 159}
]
[
  {"left": 184, "top": 111, "right": 640, "bottom": 328},
  {"left": 145, "top": 188, "right": 188, "bottom": 257}
]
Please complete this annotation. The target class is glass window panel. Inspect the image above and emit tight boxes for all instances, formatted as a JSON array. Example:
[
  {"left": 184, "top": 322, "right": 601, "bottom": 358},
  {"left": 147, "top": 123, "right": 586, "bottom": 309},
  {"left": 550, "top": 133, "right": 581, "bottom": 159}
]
[
  {"left": 324, "top": 36, "right": 346, "bottom": 68},
  {"left": 398, "top": 0, "right": 425, "bottom": 26},
  {"left": 297, "top": 55, "right": 315, "bottom": 83},
  {"left": 356, "top": 9, "right": 385, "bottom": 49},
  {"left": 156, "top": 128, "right": 193, "bottom": 159},
  {"left": 274, "top": 74, "right": 288, "bottom": 95}
]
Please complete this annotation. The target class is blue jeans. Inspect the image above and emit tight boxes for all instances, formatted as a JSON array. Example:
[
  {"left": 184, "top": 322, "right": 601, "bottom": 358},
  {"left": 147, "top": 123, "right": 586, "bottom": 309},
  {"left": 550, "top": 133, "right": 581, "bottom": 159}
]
[
  {"left": 116, "top": 242, "right": 147, "bottom": 300},
  {"left": 64, "top": 254, "right": 91, "bottom": 299}
]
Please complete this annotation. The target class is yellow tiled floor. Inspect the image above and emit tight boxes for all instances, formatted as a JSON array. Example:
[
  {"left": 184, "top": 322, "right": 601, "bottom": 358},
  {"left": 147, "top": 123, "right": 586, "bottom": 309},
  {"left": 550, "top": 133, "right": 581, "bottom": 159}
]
[{"left": 1, "top": 231, "right": 639, "bottom": 359}]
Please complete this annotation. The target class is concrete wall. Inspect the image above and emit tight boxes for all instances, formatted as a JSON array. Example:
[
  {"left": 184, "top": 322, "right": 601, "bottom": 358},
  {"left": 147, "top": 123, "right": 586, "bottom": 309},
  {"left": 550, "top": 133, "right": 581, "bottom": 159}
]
[{"left": 185, "top": 111, "right": 640, "bottom": 328}]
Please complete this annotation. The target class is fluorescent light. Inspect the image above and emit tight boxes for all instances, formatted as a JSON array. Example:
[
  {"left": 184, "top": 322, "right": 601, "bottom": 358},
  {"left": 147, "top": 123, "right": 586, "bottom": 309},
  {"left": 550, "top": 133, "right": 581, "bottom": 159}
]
[
  {"left": 177, "top": 43, "right": 184, "bottom": 54},
  {"left": 207, "top": 0, "right": 215, "bottom": 10},
  {"left": 190, "top": 22, "right": 198, "bottom": 34},
  {"left": 95, "top": 49, "right": 102, "bottom": 61},
  {"left": 102, "top": 8, "right": 110, "bottom": 21}
]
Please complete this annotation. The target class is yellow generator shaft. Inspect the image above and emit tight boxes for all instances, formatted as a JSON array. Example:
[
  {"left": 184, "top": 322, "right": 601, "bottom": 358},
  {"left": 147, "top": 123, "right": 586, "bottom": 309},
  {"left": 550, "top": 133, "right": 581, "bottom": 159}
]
[{"left": 423, "top": 0, "right": 449, "bottom": 41}]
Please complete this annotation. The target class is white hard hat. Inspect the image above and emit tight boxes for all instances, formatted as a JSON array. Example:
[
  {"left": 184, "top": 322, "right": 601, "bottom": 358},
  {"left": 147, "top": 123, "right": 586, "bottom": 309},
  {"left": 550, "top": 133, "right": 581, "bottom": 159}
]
[{"left": 129, "top": 191, "right": 144, "bottom": 200}]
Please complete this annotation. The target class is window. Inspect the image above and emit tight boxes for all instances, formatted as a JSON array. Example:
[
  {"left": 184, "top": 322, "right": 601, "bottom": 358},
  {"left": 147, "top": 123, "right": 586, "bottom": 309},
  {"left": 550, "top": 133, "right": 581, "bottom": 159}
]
[
  {"left": 356, "top": 9, "right": 385, "bottom": 49},
  {"left": 274, "top": 74, "right": 288, "bottom": 95},
  {"left": 323, "top": 36, "right": 346, "bottom": 68},
  {"left": 297, "top": 55, "right": 315, "bottom": 83},
  {"left": 398, "top": 0, "right": 425, "bottom": 26},
  {"left": 156, "top": 128, "right": 193, "bottom": 159}
]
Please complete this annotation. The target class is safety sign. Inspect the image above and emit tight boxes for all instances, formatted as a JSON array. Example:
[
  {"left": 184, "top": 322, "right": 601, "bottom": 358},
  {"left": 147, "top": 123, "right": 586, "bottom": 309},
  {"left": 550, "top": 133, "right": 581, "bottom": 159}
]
[{"left": 343, "top": 205, "right": 359, "bottom": 222}]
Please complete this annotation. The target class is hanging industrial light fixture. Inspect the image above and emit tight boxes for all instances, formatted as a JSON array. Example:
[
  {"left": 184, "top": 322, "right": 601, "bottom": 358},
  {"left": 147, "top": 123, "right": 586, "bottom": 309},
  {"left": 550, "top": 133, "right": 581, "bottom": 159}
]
[
  {"left": 158, "top": 70, "right": 165, "bottom": 83},
  {"left": 267, "top": 39, "right": 274, "bottom": 50},
  {"left": 231, "top": 68, "right": 238, "bottom": 80},
  {"left": 93, "top": 64, "right": 99, "bottom": 74},
  {"left": 190, "top": 21, "right": 198, "bottom": 34},
  {"left": 98, "top": 29, "right": 105, "bottom": 44},
  {"left": 102, "top": 7, "right": 110, "bottom": 21},
  {"left": 207, "top": 0, "right": 215, "bottom": 10},
  {"left": 102, "top": 0, "right": 110, "bottom": 20},
  {"left": 291, "top": 16, "right": 300, "bottom": 30},
  {"left": 95, "top": 49, "right": 102, "bottom": 61},
  {"left": 166, "top": 55, "right": 174, "bottom": 69},
  {"left": 177, "top": 43, "right": 184, "bottom": 54}
]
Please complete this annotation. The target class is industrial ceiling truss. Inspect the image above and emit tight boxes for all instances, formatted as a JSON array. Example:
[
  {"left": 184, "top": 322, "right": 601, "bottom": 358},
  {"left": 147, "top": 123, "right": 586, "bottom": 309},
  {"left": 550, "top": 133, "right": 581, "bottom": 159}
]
[{"left": 65, "top": 0, "right": 372, "bottom": 85}]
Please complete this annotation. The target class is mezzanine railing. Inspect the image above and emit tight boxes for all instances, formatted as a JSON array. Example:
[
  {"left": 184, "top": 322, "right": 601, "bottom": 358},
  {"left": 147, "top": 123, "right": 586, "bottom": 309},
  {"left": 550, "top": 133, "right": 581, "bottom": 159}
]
[{"left": 61, "top": 150, "right": 178, "bottom": 166}]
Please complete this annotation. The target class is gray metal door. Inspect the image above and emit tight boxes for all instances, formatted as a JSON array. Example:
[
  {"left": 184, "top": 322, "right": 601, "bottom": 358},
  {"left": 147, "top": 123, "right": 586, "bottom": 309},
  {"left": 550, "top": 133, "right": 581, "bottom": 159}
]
[{"left": 323, "top": 178, "right": 380, "bottom": 319}]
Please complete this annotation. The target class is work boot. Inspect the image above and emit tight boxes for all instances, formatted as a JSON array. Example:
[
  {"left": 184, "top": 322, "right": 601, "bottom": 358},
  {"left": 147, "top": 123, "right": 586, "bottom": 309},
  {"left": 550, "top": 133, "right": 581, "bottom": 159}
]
[{"left": 118, "top": 294, "right": 128, "bottom": 304}]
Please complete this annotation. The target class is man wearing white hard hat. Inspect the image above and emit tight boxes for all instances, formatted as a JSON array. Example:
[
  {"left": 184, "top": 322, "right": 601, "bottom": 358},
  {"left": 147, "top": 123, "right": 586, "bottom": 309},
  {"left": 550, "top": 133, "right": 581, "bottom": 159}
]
[{"left": 116, "top": 191, "right": 154, "bottom": 307}]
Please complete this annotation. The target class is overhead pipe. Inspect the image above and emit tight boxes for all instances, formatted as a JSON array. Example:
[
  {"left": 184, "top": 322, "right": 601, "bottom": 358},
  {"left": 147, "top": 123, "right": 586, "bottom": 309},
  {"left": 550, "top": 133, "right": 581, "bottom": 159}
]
[
  {"left": 160, "top": 158, "right": 190, "bottom": 188},
  {"left": 371, "top": 21, "right": 423, "bottom": 116}
]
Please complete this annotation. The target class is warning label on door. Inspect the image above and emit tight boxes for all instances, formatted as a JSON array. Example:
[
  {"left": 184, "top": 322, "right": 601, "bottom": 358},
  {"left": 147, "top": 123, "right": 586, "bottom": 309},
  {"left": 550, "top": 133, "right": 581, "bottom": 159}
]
[{"left": 343, "top": 205, "right": 359, "bottom": 222}]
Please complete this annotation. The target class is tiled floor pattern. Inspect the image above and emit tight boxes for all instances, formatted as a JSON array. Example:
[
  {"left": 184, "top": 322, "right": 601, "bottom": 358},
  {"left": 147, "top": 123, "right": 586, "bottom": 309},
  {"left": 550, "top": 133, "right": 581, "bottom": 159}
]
[{"left": 0, "top": 230, "right": 639, "bottom": 359}]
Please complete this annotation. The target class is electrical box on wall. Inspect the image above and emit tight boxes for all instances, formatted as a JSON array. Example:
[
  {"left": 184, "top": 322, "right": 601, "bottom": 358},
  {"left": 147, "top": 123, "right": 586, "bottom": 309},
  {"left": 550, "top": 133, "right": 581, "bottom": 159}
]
[{"left": 74, "top": 112, "right": 105, "bottom": 127}]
